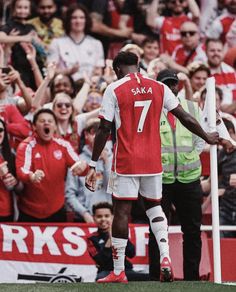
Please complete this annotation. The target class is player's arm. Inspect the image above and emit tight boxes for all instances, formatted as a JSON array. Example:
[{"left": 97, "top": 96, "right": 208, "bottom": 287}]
[
  {"left": 171, "top": 104, "right": 219, "bottom": 144},
  {"left": 91, "top": 119, "right": 112, "bottom": 162},
  {"left": 85, "top": 119, "right": 112, "bottom": 192},
  {"left": 85, "top": 83, "right": 115, "bottom": 191}
]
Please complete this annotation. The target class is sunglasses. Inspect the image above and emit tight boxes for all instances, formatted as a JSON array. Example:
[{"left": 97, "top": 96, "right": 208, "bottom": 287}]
[
  {"left": 180, "top": 31, "right": 197, "bottom": 37},
  {"left": 0, "top": 128, "right": 4, "bottom": 133},
  {"left": 56, "top": 102, "right": 72, "bottom": 109}
]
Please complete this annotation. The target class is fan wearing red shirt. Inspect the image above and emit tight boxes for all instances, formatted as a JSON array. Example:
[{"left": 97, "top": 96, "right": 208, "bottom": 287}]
[
  {"left": 172, "top": 21, "right": 207, "bottom": 67},
  {"left": 1, "top": 104, "right": 32, "bottom": 150},
  {"left": 206, "top": 38, "right": 236, "bottom": 114},
  {"left": 146, "top": 0, "right": 200, "bottom": 55},
  {"left": 16, "top": 109, "right": 88, "bottom": 222},
  {"left": 85, "top": 52, "right": 219, "bottom": 283},
  {"left": 206, "top": 0, "right": 236, "bottom": 45}
]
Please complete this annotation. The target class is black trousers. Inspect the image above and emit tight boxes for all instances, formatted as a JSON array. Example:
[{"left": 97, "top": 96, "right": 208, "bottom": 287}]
[
  {"left": 149, "top": 179, "right": 203, "bottom": 281},
  {"left": 18, "top": 206, "right": 67, "bottom": 223}
]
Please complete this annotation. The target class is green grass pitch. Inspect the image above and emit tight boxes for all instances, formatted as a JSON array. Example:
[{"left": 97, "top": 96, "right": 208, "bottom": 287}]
[{"left": 0, "top": 282, "right": 236, "bottom": 292}]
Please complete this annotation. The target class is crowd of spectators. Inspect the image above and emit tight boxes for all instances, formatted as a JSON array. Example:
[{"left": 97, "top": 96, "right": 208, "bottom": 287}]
[{"left": 0, "top": 0, "right": 235, "bottom": 242}]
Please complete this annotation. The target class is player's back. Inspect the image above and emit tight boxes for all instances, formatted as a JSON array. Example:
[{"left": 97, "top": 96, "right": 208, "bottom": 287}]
[{"left": 112, "top": 73, "right": 165, "bottom": 175}]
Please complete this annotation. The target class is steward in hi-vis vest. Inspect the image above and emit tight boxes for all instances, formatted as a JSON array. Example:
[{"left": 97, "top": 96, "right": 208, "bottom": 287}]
[
  {"left": 160, "top": 97, "right": 203, "bottom": 184},
  {"left": 149, "top": 69, "right": 207, "bottom": 282}
]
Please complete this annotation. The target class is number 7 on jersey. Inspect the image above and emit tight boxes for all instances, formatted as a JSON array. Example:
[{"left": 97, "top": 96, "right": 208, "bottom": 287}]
[{"left": 134, "top": 100, "right": 152, "bottom": 133}]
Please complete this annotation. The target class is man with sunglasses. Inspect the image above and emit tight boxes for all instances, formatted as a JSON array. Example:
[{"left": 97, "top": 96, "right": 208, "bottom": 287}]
[
  {"left": 146, "top": 0, "right": 200, "bottom": 55},
  {"left": 171, "top": 21, "right": 207, "bottom": 69}
]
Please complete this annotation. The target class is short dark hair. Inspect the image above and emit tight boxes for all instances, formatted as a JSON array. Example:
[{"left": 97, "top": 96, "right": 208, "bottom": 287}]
[
  {"left": 201, "top": 86, "right": 223, "bottom": 102},
  {"left": 113, "top": 52, "right": 138, "bottom": 71},
  {"left": 222, "top": 118, "right": 235, "bottom": 134},
  {"left": 187, "top": 62, "right": 211, "bottom": 79},
  {"left": 84, "top": 118, "right": 100, "bottom": 133},
  {"left": 63, "top": 3, "right": 92, "bottom": 35},
  {"left": 92, "top": 202, "right": 113, "bottom": 215},
  {"left": 35, "top": 0, "right": 56, "bottom": 7},
  {"left": 50, "top": 73, "right": 76, "bottom": 98},
  {"left": 33, "top": 108, "right": 57, "bottom": 125},
  {"left": 205, "top": 38, "right": 223, "bottom": 50},
  {"left": 215, "top": 86, "right": 223, "bottom": 101},
  {"left": 141, "top": 36, "right": 159, "bottom": 47}
]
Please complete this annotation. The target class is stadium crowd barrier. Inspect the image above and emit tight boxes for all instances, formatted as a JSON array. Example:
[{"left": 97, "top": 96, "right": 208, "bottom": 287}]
[{"left": 0, "top": 223, "right": 235, "bottom": 283}]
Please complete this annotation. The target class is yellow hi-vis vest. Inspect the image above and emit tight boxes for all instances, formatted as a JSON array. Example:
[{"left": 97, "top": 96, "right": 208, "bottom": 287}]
[{"left": 160, "top": 97, "right": 202, "bottom": 184}]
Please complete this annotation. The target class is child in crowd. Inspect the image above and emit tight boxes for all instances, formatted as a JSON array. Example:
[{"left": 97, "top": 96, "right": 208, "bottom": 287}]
[{"left": 87, "top": 202, "right": 149, "bottom": 281}]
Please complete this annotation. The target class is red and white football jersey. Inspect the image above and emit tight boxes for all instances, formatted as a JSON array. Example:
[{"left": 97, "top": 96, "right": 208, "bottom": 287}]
[
  {"left": 211, "top": 62, "right": 236, "bottom": 105},
  {"left": 155, "top": 15, "right": 190, "bottom": 55},
  {"left": 99, "top": 73, "right": 179, "bottom": 176},
  {"left": 172, "top": 43, "right": 207, "bottom": 66},
  {"left": 206, "top": 11, "right": 235, "bottom": 44}
]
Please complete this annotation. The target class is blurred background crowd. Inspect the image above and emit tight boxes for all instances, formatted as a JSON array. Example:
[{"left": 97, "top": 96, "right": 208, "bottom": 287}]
[{"left": 0, "top": 0, "right": 235, "bottom": 240}]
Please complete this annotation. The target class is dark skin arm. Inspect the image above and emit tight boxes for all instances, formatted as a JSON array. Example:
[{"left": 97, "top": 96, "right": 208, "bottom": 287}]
[
  {"left": 86, "top": 105, "right": 220, "bottom": 191},
  {"left": 171, "top": 104, "right": 220, "bottom": 145},
  {"left": 85, "top": 119, "right": 112, "bottom": 192}
]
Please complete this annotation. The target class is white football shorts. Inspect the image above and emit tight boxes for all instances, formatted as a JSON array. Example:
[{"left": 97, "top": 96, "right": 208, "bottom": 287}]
[{"left": 107, "top": 171, "right": 162, "bottom": 201}]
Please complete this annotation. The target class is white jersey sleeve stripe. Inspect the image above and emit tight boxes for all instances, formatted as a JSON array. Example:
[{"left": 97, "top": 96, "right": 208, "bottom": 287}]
[
  {"left": 53, "top": 137, "right": 79, "bottom": 161},
  {"left": 21, "top": 139, "right": 36, "bottom": 174}
]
